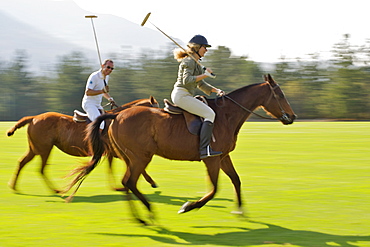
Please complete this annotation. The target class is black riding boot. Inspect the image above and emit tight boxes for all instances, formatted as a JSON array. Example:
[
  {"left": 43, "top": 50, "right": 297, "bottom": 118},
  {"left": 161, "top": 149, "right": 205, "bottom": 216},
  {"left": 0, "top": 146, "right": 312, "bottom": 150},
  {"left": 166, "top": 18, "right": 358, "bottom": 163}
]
[{"left": 199, "top": 121, "right": 222, "bottom": 159}]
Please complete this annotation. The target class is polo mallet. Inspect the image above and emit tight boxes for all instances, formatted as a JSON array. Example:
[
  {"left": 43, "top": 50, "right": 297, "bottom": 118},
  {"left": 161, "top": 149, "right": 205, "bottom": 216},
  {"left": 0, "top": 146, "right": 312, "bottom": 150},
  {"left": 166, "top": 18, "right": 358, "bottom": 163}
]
[
  {"left": 85, "top": 15, "right": 107, "bottom": 93},
  {"left": 141, "top": 12, "right": 216, "bottom": 78},
  {"left": 85, "top": 15, "right": 102, "bottom": 65}
]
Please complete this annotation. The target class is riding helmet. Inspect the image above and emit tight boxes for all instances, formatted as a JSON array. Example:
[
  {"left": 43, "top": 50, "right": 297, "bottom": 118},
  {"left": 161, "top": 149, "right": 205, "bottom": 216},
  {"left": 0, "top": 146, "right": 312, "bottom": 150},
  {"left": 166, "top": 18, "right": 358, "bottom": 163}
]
[{"left": 189, "top": 35, "right": 211, "bottom": 47}]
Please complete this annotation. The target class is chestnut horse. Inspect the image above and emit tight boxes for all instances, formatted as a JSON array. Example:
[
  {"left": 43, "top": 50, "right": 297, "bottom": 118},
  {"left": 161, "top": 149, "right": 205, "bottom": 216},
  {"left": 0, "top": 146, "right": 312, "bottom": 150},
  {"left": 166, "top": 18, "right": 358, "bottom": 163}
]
[
  {"left": 66, "top": 74, "right": 296, "bottom": 223},
  {"left": 7, "top": 96, "right": 159, "bottom": 193}
]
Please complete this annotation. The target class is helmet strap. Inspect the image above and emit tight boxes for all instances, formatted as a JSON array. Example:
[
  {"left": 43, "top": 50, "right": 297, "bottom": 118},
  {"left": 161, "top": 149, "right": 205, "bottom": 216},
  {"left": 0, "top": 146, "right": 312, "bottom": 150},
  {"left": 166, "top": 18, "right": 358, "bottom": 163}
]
[
  {"left": 188, "top": 44, "right": 202, "bottom": 59},
  {"left": 194, "top": 45, "right": 203, "bottom": 59}
]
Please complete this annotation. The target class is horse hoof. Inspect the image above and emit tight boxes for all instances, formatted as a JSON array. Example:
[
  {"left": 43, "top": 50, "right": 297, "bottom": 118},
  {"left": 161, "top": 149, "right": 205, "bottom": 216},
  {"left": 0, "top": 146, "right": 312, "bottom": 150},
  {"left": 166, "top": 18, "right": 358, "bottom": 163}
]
[
  {"left": 151, "top": 184, "right": 158, "bottom": 188},
  {"left": 231, "top": 210, "right": 244, "bottom": 215},
  {"left": 8, "top": 182, "right": 16, "bottom": 191},
  {"left": 65, "top": 196, "right": 74, "bottom": 203},
  {"left": 231, "top": 207, "right": 245, "bottom": 216},
  {"left": 178, "top": 201, "right": 192, "bottom": 214}
]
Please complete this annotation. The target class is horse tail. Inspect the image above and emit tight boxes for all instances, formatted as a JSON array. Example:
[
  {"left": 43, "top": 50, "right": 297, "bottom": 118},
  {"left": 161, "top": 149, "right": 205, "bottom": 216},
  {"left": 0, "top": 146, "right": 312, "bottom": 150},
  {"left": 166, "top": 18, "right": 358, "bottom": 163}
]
[
  {"left": 86, "top": 114, "right": 117, "bottom": 165},
  {"left": 63, "top": 114, "right": 117, "bottom": 197},
  {"left": 7, "top": 116, "right": 34, "bottom": 136}
]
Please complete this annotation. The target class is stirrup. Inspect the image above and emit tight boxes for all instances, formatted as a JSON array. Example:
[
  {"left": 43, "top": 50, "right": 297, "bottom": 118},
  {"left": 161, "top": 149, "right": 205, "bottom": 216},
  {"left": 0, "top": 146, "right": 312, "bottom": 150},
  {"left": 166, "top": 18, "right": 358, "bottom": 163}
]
[{"left": 200, "top": 146, "right": 222, "bottom": 159}]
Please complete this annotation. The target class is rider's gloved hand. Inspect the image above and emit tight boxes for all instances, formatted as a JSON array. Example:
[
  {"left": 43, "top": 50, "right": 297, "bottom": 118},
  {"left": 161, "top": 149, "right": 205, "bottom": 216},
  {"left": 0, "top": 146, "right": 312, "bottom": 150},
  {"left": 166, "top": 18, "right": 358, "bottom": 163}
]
[
  {"left": 204, "top": 68, "right": 216, "bottom": 79},
  {"left": 216, "top": 89, "right": 225, "bottom": 96},
  {"left": 108, "top": 97, "right": 118, "bottom": 107}
]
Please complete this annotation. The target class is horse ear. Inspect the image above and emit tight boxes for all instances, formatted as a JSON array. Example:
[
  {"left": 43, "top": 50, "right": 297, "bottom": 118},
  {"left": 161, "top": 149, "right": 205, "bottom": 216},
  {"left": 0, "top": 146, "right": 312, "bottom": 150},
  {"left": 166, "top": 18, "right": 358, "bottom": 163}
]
[
  {"left": 267, "top": 74, "right": 277, "bottom": 86},
  {"left": 263, "top": 75, "right": 268, "bottom": 81}
]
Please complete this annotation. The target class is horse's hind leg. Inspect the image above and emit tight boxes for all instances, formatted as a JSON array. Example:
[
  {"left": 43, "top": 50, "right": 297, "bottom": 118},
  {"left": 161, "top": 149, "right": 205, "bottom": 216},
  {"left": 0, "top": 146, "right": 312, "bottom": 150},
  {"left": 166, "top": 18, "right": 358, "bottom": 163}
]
[
  {"left": 220, "top": 154, "right": 243, "bottom": 215},
  {"left": 108, "top": 155, "right": 157, "bottom": 191},
  {"left": 124, "top": 160, "right": 152, "bottom": 211},
  {"left": 142, "top": 170, "right": 157, "bottom": 188},
  {"left": 9, "top": 149, "right": 35, "bottom": 191},
  {"left": 122, "top": 154, "right": 154, "bottom": 224},
  {"left": 39, "top": 152, "right": 60, "bottom": 193},
  {"left": 106, "top": 155, "right": 122, "bottom": 191},
  {"left": 179, "top": 158, "right": 221, "bottom": 213}
]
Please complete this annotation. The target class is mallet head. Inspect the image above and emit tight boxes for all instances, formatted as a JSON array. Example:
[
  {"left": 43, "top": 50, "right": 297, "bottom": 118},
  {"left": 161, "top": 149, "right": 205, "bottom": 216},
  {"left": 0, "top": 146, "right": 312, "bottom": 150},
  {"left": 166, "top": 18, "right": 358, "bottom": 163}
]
[
  {"left": 85, "top": 15, "right": 98, "bottom": 19},
  {"left": 141, "top": 12, "right": 151, "bottom": 26}
]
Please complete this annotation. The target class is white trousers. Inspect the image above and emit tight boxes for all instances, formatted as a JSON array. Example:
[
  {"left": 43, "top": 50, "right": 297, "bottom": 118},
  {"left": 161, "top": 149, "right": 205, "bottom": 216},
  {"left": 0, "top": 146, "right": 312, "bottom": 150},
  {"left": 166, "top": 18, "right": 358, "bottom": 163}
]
[
  {"left": 171, "top": 87, "right": 215, "bottom": 123},
  {"left": 82, "top": 103, "right": 104, "bottom": 129}
]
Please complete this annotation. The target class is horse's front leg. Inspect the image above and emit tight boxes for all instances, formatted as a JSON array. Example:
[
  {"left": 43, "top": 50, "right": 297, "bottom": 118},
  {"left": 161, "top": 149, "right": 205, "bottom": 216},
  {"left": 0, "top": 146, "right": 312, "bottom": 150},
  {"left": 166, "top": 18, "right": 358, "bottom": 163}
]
[
  {"left": 220, "top": 154, "right": 244, "bottom": 215},
  {"left": 40, "top": 153, "right": 62, "bottom": 193},
  {"left": 122, "top": 154, "right": 154, "bottom": 225},
  {"left": 178, "top": 158, "right": 221, "bottom": 213}
]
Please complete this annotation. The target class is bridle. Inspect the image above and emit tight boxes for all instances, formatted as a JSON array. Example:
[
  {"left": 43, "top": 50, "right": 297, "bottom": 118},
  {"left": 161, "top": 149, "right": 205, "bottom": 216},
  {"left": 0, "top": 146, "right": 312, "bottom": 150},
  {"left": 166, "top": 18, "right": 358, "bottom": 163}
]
[
  {"left": 265, "top": 82, "right": 291, "bottom": 122},
  {"left": 216, "top": 82, "right": 292, "bottom": 122}
]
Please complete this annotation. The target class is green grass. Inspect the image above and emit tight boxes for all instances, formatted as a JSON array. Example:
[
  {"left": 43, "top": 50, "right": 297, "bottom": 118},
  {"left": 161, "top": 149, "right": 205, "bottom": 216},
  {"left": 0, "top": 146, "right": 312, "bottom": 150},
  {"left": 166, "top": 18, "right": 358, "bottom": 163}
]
[{"left": 0, "top": 121, "right": 369, "bottom": 247}]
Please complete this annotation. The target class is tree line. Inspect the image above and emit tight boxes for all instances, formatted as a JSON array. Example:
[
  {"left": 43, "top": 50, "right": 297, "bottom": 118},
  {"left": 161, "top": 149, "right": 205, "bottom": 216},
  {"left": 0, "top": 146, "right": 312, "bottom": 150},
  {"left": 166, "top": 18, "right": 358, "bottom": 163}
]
[{"left": 1, "top": 34, "right": 369, "bottom": 121}]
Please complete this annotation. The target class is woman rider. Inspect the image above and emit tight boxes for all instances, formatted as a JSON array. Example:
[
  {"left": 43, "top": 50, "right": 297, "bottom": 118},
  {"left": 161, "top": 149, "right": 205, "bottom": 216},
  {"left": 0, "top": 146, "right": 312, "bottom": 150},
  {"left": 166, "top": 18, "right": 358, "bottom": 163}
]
[{"left": 171, "top": 35, "right": 224, "bottom": 159}]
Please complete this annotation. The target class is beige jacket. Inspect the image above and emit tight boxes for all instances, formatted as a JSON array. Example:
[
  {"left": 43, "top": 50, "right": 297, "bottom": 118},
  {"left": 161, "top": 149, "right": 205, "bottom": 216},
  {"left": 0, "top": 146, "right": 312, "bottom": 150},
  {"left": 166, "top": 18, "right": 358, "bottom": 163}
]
[{"left": 174, "top": 56, "right": 215, "bottom": 96}]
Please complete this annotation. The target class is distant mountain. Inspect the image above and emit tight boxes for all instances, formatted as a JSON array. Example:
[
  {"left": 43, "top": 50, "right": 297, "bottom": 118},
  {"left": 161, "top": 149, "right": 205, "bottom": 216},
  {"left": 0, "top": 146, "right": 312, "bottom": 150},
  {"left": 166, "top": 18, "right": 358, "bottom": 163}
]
[
  {"left": 0, "top": 0, "right": 175, "bottom": 72},
  {"left": 0, "top": 10, "right": 92, "bottom": 71}
]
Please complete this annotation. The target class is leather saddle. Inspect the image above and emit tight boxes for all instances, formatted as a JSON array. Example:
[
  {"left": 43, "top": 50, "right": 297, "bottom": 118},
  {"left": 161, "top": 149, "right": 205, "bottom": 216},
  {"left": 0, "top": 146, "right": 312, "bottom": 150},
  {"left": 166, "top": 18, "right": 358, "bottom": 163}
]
[
  {"left": 73, "top": 110, "right": 90, "bottom": 123},
  {"left": 163, "top": 96, "right": 207, "bottom": 135},
  {"left": 73, "top": 109, "right": 104, "bottom": 123}
]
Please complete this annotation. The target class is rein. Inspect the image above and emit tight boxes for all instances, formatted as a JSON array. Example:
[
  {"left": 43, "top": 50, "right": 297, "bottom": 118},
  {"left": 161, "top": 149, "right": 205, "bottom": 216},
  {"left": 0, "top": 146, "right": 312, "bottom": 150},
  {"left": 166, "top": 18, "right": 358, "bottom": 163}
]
[
  {"left": 216, "top": 82, "right": 288, "bottom": 121},
  {"left": 222, "top": 95, "right": 278, "bottom": 120},
  {"left": 103, "top": 101, "right": 118, "bottom": 109}
]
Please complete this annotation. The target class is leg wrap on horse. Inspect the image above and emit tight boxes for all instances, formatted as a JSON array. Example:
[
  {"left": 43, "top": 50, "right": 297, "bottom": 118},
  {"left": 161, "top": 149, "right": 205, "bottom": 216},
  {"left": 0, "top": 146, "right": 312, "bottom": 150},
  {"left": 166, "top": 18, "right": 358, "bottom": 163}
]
[{"left": 199, "top": 121, "right": 222, "bottom": 159}]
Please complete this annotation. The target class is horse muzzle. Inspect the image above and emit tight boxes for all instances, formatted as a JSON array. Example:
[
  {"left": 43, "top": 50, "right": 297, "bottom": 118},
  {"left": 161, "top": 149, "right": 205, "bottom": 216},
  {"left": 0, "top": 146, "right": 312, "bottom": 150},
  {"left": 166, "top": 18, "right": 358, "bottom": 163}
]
[{"left": 279, "top": 113, "right": 297, "bottom": 125}]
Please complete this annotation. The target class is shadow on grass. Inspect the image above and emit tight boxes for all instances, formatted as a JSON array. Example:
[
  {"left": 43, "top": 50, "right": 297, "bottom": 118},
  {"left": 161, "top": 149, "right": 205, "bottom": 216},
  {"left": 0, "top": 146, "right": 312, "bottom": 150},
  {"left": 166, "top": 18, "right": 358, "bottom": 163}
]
[
  {"left": 67, "top": 191, "right": 232, "bottom": 209},
  {"left": 146, "top": 191, "right": 233, "bottom": 208},
  {"left": 14, "top": 192, "right": 124, "bottom": 203},
  {"left": 16, "top": 191, "right": 233, "bottom": 208},
  {"left": 95, "top": 220, "right": 370, "bottom": 247}
]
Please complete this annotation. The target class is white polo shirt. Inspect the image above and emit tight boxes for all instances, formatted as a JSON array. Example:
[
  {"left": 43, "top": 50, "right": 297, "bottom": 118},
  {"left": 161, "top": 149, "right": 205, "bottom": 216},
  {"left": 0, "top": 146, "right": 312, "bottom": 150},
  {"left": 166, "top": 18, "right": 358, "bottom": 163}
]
[{"left": 82, "top": 70, "right": 109, "bottom": 107}]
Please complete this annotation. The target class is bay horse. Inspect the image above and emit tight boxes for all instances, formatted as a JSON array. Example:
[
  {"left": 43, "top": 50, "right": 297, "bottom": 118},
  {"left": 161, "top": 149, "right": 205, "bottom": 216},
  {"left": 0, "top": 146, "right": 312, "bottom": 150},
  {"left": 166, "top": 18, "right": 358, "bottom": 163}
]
[
  {"left": 66, "top": 74, "right": 296, "bottom": 223},
  {"left": 7, "top": 96, "right": 159, "bottom": 193}
]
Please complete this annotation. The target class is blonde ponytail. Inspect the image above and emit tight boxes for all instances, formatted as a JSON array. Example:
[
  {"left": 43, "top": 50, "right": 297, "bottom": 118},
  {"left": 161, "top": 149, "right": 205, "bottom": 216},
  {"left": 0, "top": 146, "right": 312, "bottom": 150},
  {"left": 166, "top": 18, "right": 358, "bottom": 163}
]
[{"left": 173, "top": 43, "right": 202, "bottom": 62}]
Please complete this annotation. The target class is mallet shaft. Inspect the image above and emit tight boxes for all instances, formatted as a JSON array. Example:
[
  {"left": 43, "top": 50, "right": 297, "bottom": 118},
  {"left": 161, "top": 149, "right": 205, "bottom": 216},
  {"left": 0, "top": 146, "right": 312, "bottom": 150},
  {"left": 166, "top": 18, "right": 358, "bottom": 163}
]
[{"left": 141, "top": 12, "right": 215, "bottom": 77}]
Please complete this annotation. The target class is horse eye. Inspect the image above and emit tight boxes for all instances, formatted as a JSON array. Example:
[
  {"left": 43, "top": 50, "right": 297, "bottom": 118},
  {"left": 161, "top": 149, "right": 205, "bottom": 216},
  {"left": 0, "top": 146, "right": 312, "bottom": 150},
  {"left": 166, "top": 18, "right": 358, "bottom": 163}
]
[{"left": 279, "top": 93, "right": 285, "bottom": 99}]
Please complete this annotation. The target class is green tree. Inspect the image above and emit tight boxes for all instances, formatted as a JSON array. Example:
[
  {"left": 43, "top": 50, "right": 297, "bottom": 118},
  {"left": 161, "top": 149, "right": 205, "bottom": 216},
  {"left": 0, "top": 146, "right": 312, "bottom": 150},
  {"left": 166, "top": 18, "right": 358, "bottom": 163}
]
[
  {"left": 322, "top": 68, "right": 370, "bottom": 118},
  {"left": 0, "top": 50, "right": 45, "bottom": 120},
  {"left": 2, "top": 33, "right": 370, "bottom": 121},
  {"left": 108, "top": 45, "right": 178, "bottom": 107},
  {"left": 47, "top": 52, "right": 92, "bottom": 114},
  {"left": 321, "top": 34, "right": 370, "bottom": 119},
  {"left": 204, "top": 46, "right": 262, "bottom": 94}
]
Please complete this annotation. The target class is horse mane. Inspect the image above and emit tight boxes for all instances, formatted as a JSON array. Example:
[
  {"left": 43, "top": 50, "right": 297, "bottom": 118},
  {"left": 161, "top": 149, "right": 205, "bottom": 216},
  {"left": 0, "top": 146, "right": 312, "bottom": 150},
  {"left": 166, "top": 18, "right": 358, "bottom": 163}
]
[
  {"left": 205, "top": 82, "right": 264, "bottom": 107},
  {"left": 109, "top": 96, "right": 158, "bottom": 114},
  {"left": 109, "top": 99, "right": 144, "bottom": 113},
  {"left": 226, "top": 82, "right": 264, "bottom": 96}
]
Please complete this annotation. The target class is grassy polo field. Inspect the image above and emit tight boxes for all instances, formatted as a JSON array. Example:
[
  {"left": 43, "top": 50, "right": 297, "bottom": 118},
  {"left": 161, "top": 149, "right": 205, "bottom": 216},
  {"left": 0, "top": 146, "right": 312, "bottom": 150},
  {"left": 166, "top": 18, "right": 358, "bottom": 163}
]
[{"left": 0, "top": 121, "right": 369, "bottom": 247}]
